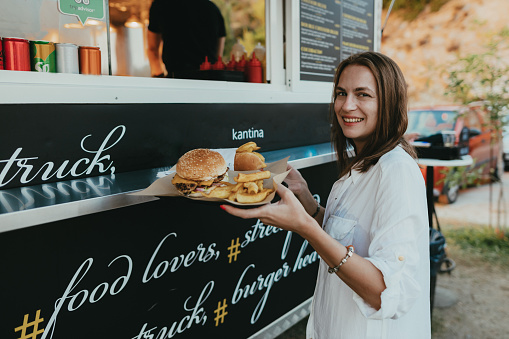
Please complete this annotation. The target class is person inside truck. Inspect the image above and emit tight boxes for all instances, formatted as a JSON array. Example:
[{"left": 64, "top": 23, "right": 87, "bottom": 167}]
[
  {"left": 221, "top": 52, "right": 431, "bottom": 338},
  {"left": 147, "top": 0, "right": 226, "bottom": 78}
]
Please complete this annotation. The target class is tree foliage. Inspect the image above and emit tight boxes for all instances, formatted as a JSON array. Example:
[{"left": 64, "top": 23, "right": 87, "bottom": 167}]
[
  {"left": 445, "top": 27, "right": 509, "bottom": 136},
  {"left": 383, "top": 0, "right": 450, "bottom": 20},
  {"left": 444, "top": 27, "right": 509, "bottom": 229},
  {"left": 213, "top": 0, "right": 265, "bottom": 60}
]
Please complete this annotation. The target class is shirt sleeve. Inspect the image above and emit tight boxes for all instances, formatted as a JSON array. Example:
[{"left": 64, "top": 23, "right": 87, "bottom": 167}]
[
  {"left": 353, "top": 157, "right": 428, "bottom": 319},
  {"left": 212, "top": 4, "right": 226, "bottom": 37},
  {"left": 147, "top": 0, "right": 162, "bottom": 33}
]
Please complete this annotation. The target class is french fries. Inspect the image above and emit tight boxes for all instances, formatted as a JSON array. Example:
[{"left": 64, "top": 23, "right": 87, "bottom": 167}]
[
  {"left": 201, "top": 185, "right": 235, "bottom": 199},
  {"left": 236, "top": 141, "right": 261, "bottom": 153},
  {"left": 234, "top": 171, "right": 271, "bottom": 182},
  {"left": 229, "top": 171, "right": 273, "bottom": 203},
  {"left": 200, "top": 170, "right": 274, "bottom": 203},
  {"left": 244, "top": 182, "right": 259, "bottom": 194},
  {"left": 236, "top": 189, "right": 271, "bottom": 203}
]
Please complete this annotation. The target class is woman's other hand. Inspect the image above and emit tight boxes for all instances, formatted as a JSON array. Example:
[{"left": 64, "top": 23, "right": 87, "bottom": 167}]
[
  {"left": 284, "top": 164, "right": 309, "bottom": 197},
  {"left": 284, "top": 164, "right": 323, "bottom": 224}
]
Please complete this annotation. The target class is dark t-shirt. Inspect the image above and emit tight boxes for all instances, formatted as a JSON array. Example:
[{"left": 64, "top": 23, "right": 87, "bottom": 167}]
[{"left": 148, "top": 0, "right": 226, "bottom": 73}]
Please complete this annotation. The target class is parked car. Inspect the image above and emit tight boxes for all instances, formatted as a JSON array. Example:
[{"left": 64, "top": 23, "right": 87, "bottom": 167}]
[{"left": 406, "top": 102, "right": 501, "bottom": 203}]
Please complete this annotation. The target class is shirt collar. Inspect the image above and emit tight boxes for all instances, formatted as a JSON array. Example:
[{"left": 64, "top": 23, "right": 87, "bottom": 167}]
[
  {"left": 349, "top": 169, "right": 362, "bottom": 184},
  {"left": 340, "top": 168, "right": 362, "bottom": 185}
]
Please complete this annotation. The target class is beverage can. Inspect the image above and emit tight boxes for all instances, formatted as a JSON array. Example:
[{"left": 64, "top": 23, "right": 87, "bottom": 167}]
[
  {"left": 78, "top": 46, "right": 101, "bottom": 75},
  {"left": 2, "top": 37, "right": 30, "bottom": 71},
  {"left": 56, "top": 43, "right": 79, "bottom": 74},
  {"left": 0, "top": 37, "right": 4, "bottom": 70},
  {"left": 30, "top": 40, "right": 56, "bottom": 72}
]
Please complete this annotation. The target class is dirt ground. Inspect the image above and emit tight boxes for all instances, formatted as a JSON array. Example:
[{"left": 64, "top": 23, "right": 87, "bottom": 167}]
[
  {"left": 430, "top": 176, "right": 509, "bottom": 338},
  {"left": 431, "top": 238, "right": 509, "bottom": 339}
]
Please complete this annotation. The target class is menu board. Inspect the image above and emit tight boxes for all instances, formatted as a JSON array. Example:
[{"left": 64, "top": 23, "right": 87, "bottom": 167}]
[{"left": 300, "top": 0, "right": 375, "bottom": 82}]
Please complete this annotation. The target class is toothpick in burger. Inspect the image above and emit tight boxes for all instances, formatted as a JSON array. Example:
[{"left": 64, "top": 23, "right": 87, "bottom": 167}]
[{"left": 172, "top": 149, "right": 229, "bottom": 197}]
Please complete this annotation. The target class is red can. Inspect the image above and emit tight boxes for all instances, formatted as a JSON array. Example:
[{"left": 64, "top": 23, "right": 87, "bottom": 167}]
[
  {"left": 3, "top": 38, "right": 31, "bottom": 71},
  {"left": 0, "top": 38, "right": 4, "bottom": 70},
  {"left": 78, "top": 46, "right": 101, "bottom": 75}
]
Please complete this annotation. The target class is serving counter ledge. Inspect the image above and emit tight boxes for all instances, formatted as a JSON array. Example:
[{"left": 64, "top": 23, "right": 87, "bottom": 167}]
[{"left": 0, "top": 142, "right": 335, "bottom": 233}]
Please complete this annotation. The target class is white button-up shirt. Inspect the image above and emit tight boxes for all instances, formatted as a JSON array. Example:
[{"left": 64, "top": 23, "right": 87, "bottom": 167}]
[{"left": 306, "top": 146, "right": 431, "bottom": 339}]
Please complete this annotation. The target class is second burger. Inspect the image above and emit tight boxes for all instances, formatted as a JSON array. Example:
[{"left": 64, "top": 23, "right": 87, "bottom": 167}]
[{"left": 234, "top": 141, "right": 267, "bottom": 171}]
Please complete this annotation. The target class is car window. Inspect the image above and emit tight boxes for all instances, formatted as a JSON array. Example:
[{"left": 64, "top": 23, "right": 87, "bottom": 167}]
[
  {"left": 407, "top": 110, "right": 457, "bottom": 137},
  {"left": 463, "top": 110, "right": 482, "bottom": 132}
]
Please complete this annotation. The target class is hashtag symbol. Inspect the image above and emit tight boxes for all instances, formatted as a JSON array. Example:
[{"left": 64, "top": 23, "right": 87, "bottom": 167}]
[
  {"left": 15, "top": 309, "right": 45, "bottom": 339},
  {"left": 214, "top": 299, "right": 228, "bottom": 326},
  {"left": 227, "top": 238, "right": 241, "bottom": 263}
]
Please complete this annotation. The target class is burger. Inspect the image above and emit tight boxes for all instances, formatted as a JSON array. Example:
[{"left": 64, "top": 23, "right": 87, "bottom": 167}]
[
  {"left": 172, "top": 148, "right": 229, "bottom": 196},
  {"left": 234, "top": 141, "right": 267, "bottom": 171},
  {"left": 234, "top": 152, "right": 267, "bottom": 171}
]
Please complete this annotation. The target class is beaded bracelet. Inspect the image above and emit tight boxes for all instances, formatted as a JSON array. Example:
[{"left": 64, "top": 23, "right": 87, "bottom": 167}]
[
  {"left": 311, "top": 200, "right": 321, "bottom": 218},
  {"left": 328, "top": 245, "right": 355, "bottom": 274}
]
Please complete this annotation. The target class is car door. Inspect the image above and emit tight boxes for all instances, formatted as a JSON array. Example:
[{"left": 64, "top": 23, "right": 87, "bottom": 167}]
[{"left": 463, "top": 108, "right": 492, "bottom": 177}]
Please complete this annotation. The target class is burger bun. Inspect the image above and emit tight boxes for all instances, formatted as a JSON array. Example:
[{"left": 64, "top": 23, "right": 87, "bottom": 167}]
[
  {"left": 234, "top": 152, "right": 267, "bottom": 171},
  {"left": 176, "top": 148, "right": 227, "bottom": 181}
]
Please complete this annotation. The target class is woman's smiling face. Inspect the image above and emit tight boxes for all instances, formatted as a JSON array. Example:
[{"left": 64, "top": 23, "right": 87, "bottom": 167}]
[{"left": 334, "top": 64, "right": 378, "bottom": 153}]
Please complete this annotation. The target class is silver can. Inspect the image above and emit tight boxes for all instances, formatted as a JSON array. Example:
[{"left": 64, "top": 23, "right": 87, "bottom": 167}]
[{"left": 56, "top": 43, "right": 79, "bottom": 74}]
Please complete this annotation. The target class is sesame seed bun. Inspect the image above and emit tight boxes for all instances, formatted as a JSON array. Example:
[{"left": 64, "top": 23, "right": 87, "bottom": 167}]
[{"left": 176, "top": 149, "right": 227, "bottom": 182}]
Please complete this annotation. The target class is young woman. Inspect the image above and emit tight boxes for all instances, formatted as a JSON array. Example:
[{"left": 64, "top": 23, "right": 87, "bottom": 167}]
[{"left": 221, "top": 52, "right": 431, "bottom": 338}]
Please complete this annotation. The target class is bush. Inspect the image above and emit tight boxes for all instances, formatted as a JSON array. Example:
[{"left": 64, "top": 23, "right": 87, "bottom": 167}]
[
  {"left": 383, "top": 0, "right": 450, "bottom": 21},
  {"left": 444, "top": 226, "right": 509, "bottom": 267}
]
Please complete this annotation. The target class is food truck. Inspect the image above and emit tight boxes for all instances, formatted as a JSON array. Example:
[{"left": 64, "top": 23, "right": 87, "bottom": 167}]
[{"left": 0, "top": 1, "right": 381, "bottom": 338}]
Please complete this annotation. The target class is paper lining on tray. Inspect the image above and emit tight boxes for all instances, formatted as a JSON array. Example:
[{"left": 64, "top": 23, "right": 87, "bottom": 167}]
[{"left": 130, "top": 156, "right": 290, "bottom": 206}]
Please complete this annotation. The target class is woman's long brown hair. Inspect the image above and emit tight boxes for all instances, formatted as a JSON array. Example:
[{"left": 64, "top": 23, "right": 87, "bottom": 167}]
[{"left": 330, "top": 52, "right": 416, "bottom": 178}]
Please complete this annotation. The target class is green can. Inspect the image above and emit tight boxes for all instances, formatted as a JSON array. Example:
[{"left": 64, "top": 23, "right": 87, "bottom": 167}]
[{"left": 30, "top": 40, "right": 56, "bottom": 72}]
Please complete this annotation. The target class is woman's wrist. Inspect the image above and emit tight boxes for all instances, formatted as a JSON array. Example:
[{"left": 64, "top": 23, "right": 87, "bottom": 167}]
[
  {"left": 297, "top": 213, "right": 323, "bottom": 239},
  {"left": 300, "top": 191, "right": 320, "bottom": 217},
  {"left": 310, "top": 199, "right": 321, "bottom": 218}
]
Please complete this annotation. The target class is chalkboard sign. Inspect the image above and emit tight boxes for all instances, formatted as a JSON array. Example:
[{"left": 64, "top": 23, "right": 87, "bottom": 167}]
[{"left": 300, "top": 0, "right": 375, "bottom": 82}]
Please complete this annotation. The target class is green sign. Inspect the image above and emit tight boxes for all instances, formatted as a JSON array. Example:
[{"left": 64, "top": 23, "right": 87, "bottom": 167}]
[{"left": 58, "top": 0, "right": 105, "bottom": 26}]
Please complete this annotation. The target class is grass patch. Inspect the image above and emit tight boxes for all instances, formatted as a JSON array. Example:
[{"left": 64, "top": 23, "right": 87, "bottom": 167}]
[{"left": 443, "top": 226, "right": 509, "bottom": 268}]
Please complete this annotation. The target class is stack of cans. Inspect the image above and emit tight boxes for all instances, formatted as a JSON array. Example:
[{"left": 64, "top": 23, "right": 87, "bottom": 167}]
[{"left": 0, "top": 36, "right": 101, "bottom": 75}]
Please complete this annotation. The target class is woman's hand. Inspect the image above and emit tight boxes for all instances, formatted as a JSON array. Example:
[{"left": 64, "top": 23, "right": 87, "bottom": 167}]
[
  {"left": 220, "top": 183, "right": 318, "bottom": 235},
  {"left": 283, "top": 164, "right": 322, "bottom": 221},
  {"left": 283, "top": 164, "right": 309, "bottom": 197}
]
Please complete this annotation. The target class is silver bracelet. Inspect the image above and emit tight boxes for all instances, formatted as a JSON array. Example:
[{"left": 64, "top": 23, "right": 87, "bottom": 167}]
[{"left": 328, "top": 245, "right": 355, "bottom": 274}]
